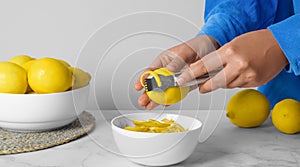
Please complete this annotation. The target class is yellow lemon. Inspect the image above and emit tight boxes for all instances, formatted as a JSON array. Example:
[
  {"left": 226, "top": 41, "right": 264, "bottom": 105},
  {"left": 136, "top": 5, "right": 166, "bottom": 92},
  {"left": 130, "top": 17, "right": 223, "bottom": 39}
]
[
  {"left": 272, "top": 99, "right": 300, "bottom": 134},
  {"left": 69, "top": 67, "right": 91, "bottom": 89},
  {"left": 21, "top": 60, "right": 37, "bottom": 93},
  {"left": 57, "top": 59, "right": 71, "bottom": 67},
  {"left": 21, "top": 59, "right": 37, "bottom": 71},
  {"left": 9, "top": 55, "right": 35, "bottom": 66},
  {"left": 226, "top": 89, "right": 270, "bottom": 128},
  {"left": 0, "top": 62, "right": 28, "bottom": 94},
  {"left": 28, "top": 58, "right": 72, "bottom": 93},
  {"left": 140, "top": 68, "right": 189, "bottom": 105}
]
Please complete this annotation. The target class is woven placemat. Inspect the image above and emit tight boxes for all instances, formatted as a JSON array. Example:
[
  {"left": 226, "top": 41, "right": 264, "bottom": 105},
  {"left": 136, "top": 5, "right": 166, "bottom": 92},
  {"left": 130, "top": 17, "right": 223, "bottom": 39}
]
[{"left": 0, "top": 111, "right": 95, "bottom": 155}]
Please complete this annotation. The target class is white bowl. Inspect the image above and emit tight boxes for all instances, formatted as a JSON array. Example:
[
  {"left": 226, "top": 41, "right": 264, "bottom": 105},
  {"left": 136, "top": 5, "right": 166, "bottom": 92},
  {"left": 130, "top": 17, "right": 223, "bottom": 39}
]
[
  {"left": 111, "top": 113, "right": 202, "bottom": 166},
  {"left": 0, "top": 84, "right": 90, "bottom": 132}
]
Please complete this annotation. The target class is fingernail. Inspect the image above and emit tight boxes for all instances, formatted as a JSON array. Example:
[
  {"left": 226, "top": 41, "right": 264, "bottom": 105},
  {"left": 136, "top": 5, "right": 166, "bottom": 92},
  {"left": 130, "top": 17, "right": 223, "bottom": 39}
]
[
  {"left": 166, "top": 64, "right": 177, "bottom": 72},
  {"left": 176, "top": 77, "right": 185, "bottom": 86}
]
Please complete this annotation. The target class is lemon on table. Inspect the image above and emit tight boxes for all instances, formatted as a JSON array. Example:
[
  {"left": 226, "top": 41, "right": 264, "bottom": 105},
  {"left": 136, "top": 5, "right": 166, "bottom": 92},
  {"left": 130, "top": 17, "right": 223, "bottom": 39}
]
[
  {"left": 69, "top": 67, "right": 91, "bottom": 89},
  {"left": 0, "top": 62, "right": 28, "bottom": 94},
  {"left": 28, "top": 58, "right": 72, "bottom": 93},
  {"left": 226, "top": 89, "right": 270, "bottom": 128},
  {"left": 9, "top": 55, "right": 35, "bottom": 66},
  {"left": 140, "top": 68, "right": 189, "bottom": 105},
  {"left": 272, "top": 99, "right": 300, "bottom": 134}
]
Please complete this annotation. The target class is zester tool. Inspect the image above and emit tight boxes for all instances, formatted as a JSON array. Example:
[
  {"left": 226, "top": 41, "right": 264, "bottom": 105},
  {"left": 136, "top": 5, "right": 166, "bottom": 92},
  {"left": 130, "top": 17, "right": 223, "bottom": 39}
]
[{"left": 144, "top": 70, "right": 219, "bottom": 92}]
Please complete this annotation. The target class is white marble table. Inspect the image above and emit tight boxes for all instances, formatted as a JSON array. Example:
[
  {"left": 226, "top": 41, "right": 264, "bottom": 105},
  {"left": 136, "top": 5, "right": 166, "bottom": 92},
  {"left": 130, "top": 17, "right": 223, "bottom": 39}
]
[{"left": 0, "top": 110, "right": 299, "bottom": 167}]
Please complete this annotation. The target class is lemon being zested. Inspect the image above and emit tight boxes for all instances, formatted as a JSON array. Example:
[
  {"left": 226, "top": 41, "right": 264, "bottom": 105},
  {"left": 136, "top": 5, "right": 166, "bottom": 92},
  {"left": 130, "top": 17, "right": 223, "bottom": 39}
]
[
  {"left": 140, "top": 68, "right": 189, "bottom": 105},
  {"left": 272, "top": 99, "right": 300, "bottom": 134},
  {"left": 0, "top": 62, "right": 28, "bottom": 94},
  {"left": 226, "top": 89, "right": 270, "bottom": 128},
  {"left": 28, "top": 58, "right": 72, "bottom": 93}
]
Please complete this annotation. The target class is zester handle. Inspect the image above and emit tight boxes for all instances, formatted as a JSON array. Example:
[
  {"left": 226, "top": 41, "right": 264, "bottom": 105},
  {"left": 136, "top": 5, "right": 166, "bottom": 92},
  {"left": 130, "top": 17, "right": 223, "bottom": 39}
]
[{"left": 174, "top": 70, "right": 220, "bottom": 87}]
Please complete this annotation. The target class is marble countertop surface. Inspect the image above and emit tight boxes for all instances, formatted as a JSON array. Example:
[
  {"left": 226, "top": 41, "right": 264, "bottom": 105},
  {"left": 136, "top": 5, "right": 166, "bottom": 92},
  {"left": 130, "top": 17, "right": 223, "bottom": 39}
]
[{"left": 0, "top": 110, "right": 299, "bottom": 167}]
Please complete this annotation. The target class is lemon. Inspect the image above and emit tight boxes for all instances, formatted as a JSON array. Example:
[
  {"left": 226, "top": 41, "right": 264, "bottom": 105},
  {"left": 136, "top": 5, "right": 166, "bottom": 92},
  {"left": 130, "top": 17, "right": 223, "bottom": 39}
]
[
  {"left": 9, "top": 55, "right": 35, "bottom": 66},
  {"left": 28, "top": 58, "right": 72, "bottom": 93},
  {"left": 226, "top": 89, "right": 270, "bottom": 128},
  {"left": 0, "top": 62, "right": 28, "bottom": 94},
  {"left": 272, "top": 99, "right": 300, "bottom": 134},
  {"left": 57, "top": 59, "right": 71, "bottom": 67},
  {"left": 21, "top": 59, "right": 37, "bottom": 71},
  {"left": 69, "top": 67, "right": 91, "bottom": 89},
  {"left": 140, "top": 68, "right": 189, "bottom": 105},
  {"left": 21, "top": 60, "right": 37, "bottom": 93}
]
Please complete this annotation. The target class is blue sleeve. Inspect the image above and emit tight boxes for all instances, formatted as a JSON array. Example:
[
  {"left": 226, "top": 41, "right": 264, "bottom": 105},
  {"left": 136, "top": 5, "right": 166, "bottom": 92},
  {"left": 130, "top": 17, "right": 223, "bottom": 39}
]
[
  {"left": 198, "top": 0, "right": 278, "bottom": 46},
  {"left": 268, "top": 14, "right": 300, "bottom": 75}
]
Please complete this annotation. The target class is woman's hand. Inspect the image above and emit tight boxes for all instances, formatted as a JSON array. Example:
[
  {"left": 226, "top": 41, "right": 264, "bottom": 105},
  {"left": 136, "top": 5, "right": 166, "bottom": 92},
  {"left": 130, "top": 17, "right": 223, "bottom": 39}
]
[
  {"left": 177, "top": 29, "right": 289, "bottom": 93},
  {"left": 134, "top": 35, "right": 219, "bottom": 110}
]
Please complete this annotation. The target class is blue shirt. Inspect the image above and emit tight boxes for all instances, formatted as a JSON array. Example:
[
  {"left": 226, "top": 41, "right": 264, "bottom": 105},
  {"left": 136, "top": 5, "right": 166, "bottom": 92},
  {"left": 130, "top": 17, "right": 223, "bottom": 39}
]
[{"left": 199, "top": 0, "right": 300, "bottom": 108}]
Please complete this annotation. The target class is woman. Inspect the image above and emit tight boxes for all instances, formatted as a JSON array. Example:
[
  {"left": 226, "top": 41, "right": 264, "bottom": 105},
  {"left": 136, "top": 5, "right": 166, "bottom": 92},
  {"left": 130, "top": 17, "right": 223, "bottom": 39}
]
[{"left": 135, "top": 0, "right": 300, "bottom": 110}]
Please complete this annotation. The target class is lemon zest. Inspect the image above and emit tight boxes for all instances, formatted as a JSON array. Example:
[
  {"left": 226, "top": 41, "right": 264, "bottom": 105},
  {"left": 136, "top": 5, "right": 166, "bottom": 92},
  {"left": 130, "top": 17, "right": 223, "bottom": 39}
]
[
  {"left": 125, "top": 118, "right": 187, "bottom": 133},
  {"left": 139, "top": 70, "right": 162, "bottom": 88}
]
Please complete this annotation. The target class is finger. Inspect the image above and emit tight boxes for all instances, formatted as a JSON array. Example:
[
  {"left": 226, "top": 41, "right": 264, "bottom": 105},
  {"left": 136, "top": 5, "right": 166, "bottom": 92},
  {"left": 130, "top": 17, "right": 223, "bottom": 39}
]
[
  {"left": 149, "top": 49, "right": 183, "bottom": 70},
  {"left": 238, "top": 82, "right": 258, "bottom": 88},
  {"left": 162, "top": 43, "right": 199, "bottom": 72},
  {"left": 146, "top": 101, "right": 159, "bottom": 110},
  {"left": 177, "top": 51, "right": 224, "bottom": 86},
  {"left": 149, "top": 54, "right": 169, "bottom": 69},
  {"left": 138, "top": 92, "right": 150, "bottom": 107},
  {"left": 199, "top": 65, "right": 239, "bottom": 93},
  {"left": 185, "top": 35, "right": 219, "bottom": 58},
  {"left": 227, "top": 75, "right": 248, "bottom": 88},
  {"left": 134, "top": 79, "right": 144, "bottom": 91},
  {"left": 200, "top": 50, "right": 224, "bottom": 72},
  {"left": 166, "top": 55, "right": 188, "bottom": 72}
]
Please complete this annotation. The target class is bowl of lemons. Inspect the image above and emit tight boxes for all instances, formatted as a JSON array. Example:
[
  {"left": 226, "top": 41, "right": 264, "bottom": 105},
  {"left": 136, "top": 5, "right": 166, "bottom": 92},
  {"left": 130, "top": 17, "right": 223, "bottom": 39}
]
[
  {"left": 111, "top": 113, "right": 202, "bottom": 166},
  {"left": 0, "top": 55, "right": 91, "bottom": 132}
]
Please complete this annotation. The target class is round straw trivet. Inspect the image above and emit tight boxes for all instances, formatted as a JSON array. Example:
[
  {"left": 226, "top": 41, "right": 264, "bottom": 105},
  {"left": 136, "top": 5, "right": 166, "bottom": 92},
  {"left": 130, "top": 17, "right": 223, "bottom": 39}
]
[{"left": 0, "top": 111, "right": 95, "bottom": 155}]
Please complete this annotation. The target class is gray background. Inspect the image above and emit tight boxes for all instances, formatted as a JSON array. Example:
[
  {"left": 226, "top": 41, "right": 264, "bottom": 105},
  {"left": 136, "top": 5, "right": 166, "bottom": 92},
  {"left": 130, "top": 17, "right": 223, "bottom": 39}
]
[{"left": 0, "top": 0, "right": 241, "bottom": 110}]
